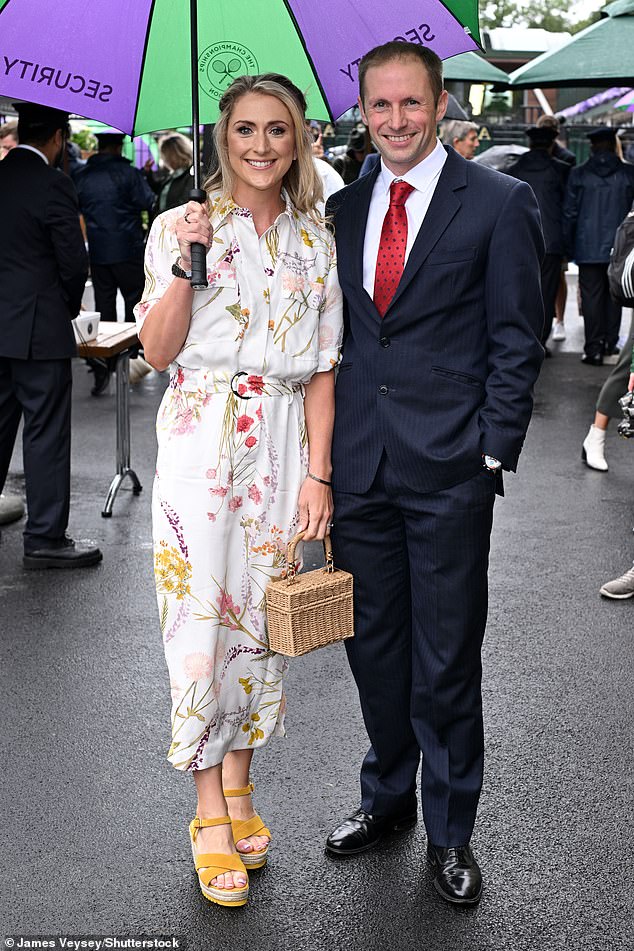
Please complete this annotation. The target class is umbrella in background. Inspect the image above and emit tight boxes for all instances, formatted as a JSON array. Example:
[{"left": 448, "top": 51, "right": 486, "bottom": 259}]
[
  {"left": 445, "top": 93, "right": 470, "bottom": 120},
  {"left": 443, "top": 51, "right": 510, "bottom": 85},
  {"left": 509, "top": 0, "right": 634, "bottom": 89},
  {"left": 615, "top": 89, "right": 634, "bottom": 111},
  {"left": 0, "top": 0, "right": 483, "bottom": 285},
  {"left": 472, "top": 143, "right": 528, "bottom": 171}
]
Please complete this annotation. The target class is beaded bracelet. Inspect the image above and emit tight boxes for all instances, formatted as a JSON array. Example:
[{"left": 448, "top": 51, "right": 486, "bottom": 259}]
[{"left": 308, "top": 472, "right": 332, "bottom": 486}]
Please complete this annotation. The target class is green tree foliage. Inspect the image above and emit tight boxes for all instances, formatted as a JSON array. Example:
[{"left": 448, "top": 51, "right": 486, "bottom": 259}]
[{"left": 480, "top": 0, "right": 608, "bottom": 34}]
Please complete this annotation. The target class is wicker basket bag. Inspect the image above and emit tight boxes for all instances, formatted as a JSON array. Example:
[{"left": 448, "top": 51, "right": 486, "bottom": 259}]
[{"left": 265, "top": 531, "right": 354, "bottom": 657}]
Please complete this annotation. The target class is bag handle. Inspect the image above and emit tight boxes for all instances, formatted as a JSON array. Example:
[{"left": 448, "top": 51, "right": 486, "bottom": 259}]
[{"left": 286, "top": 531, "right": 334, "bottom": 581}]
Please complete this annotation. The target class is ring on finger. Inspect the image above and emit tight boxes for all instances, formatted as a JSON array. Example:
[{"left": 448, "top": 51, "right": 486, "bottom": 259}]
[{"left": 184, "top": 212, "right": 192, "bottom": 224}]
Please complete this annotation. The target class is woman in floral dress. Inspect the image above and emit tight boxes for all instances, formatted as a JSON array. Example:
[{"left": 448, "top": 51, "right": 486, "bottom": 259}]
[{"left": 135, "top": 74, "right": 342, "bottom": 907}]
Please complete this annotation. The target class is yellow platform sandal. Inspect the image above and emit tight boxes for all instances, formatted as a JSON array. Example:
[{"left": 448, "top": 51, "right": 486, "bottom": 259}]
[
  {"left": 189, "top": 816, "right": 249, "bottom": 907},
  {"left": 223, "top": 782, "right": 271, "bottom": 870}
]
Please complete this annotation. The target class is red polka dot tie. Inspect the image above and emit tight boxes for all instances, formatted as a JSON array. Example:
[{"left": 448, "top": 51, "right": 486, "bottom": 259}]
[{"left": 373, "top": 179, "right": 415, "bottom": 318}]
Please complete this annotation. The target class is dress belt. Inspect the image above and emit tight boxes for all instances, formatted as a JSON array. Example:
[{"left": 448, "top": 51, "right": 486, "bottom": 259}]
[{"left": 172, "top": 366, "right": 303, "bottom": 399}]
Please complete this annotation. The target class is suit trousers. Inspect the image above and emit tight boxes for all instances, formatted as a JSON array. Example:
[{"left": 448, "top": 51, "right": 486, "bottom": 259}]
[
  {"left": 91, "top": 258, "right": 145, "bottom": 323},
  {"left": 332, "top": 453, "right": 495, "bottom": 847},
  {"left": 541, "top": 254, "right": 563, "bottom": 345},
  {"left": 578, "top": 263, "right": 622, "bottom": 357},
  {"left": 0, "top": 356, "right": 72, "bottom": 548}
]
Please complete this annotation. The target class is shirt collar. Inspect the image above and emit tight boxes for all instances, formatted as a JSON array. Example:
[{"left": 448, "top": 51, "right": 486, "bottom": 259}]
[
  {"left": 209, "top": 188, "right": 295, "bottom": 229},
  {"left": 17, "top": 143, "right": 49, "bottom": 165},
  {"left": 378, "top": 138, "right": 446, "bottom": 195}
]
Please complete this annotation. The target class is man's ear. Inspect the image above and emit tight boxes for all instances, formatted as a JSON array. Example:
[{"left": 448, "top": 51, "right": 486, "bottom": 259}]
[
  {"left": 358, "top": 95, "right": 369, "bottom": 127},
  {"left": 435, "top": 89, "right": 449, "bottom": 124}
]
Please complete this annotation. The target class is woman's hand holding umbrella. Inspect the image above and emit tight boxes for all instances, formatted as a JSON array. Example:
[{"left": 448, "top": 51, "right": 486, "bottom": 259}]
[{"left": 175, "top": 200, "right": 212, "bottom": 271}]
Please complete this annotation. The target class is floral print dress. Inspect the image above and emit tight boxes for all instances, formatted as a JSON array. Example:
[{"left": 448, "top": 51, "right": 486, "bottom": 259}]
[{"left": 135, "top": 192, "right": 343, "bottom": 771}]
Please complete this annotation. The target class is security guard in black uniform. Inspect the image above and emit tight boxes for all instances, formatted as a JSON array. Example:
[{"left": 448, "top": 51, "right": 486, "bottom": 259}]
[{"left": 0, "top": 103, "right": 102, "bottom": 568}]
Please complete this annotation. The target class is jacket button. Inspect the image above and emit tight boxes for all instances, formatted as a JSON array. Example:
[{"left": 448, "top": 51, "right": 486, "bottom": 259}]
[
  {"left": 379, "top": 336, "right": 390, "bottom": 348},
  {"left": 378, "top": 385, "right": 389, "bottom": 395}
]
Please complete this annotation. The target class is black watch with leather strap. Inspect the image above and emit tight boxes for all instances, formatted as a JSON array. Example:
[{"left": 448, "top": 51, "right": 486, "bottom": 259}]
[{"left": 171, "top": 257, "right": 192, "bottom": 280}]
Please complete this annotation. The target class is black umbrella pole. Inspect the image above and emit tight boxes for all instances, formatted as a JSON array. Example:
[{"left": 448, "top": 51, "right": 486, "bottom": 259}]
[{"left": 189, "top": 0, "right": 208, "bottom": 289}]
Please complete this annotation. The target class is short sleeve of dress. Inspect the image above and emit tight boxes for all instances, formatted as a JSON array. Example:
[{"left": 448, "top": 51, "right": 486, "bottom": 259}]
[
  {"left": 317, "top": 234, "right": 343, "bottom": 372},
  {"left": 134, "top": 207, "right": 182, "bottom": 333}
]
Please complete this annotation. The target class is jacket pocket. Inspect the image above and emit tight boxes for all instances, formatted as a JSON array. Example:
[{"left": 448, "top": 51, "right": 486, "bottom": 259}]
[
  {"left": 431, "top": 366, "right": 483, "bottom": 388},
  {"left": 425, "top": 247, "right": 476, "bottom": 266}
]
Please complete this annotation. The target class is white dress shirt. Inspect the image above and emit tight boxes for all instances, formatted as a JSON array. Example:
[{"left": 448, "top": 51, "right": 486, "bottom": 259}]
[
  {"left": 17, "top": 143, "right": 49, "bottom": 165},
  {"left": 362, "top": 138, "right": 447, "bottom": 297}
]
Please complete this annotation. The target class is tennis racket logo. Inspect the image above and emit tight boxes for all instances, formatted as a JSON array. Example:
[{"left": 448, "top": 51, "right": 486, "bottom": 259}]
[{"left": 199, "top": 43, "right": 259, "bottom": 100}]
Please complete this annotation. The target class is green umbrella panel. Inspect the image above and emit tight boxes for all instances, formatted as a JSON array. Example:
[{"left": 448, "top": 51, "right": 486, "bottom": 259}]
[
  {"left": 443, "top": 51, "right": 509, "bottom": 85},
  {"left": 509, "top": 0, "right": 634, "bottom": 89}
]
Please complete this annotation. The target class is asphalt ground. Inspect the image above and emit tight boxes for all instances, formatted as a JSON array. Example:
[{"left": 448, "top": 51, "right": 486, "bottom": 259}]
[{"left": 1, "top": 292, "right": 633, "bottom": 951}]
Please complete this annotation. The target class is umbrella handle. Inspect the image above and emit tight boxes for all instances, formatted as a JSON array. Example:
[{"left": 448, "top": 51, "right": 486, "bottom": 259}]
[{"left": 189, "top": 187, "right": 208, "bottom": 290}]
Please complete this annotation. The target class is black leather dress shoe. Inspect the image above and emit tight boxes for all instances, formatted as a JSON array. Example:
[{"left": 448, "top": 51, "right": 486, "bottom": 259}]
[
  {"left": 325, "top": 808, "right": 417, "bottom": 856},
  {"left": 427, "top": 844, "right": 482, "bottom": 906},
  {"left": 23, "top": 535, "right": 103, "bottom": 570},
  {"left": 581, "top": 353, "right": 604, "bottom": 366},
  {"left": 87, "top": 358, "right": 111, "bottom": 396}
]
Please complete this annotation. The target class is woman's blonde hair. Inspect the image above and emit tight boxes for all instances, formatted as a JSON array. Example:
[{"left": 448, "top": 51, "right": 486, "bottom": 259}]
[
  {"left": 203, "top": 73, "right": 324, "bottom": 223},
  {"left": 158, "top": 132, "right": 193, "bottom": 171}
]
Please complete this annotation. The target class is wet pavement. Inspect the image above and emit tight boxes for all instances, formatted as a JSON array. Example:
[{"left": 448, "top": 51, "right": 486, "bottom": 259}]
[{"left": 1, "top": 290, "right": 633, "bottom": 951}]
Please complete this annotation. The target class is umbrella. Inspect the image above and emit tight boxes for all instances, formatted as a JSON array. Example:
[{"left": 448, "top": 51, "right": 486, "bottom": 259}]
[
  {"left": 443, "top": 51, "right": 510, "bottom": 85},
  {"left": 509, "top": 0, "right": 634, "bottom": 89},
  {"left": 472, "top": 144, "right": 528, "bottom": 171},
  {"left": 0, "top": 0, "right": 483, "bottom": 285},
  {"left": 445, "top": 93, "right": 469, "bottom": 120},
  {"left": 615, "top": 90, "right": 634, "bottom": 111}
]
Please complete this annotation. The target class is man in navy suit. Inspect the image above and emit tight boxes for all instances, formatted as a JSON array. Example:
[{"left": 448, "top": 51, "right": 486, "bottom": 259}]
[{"left": 324, "top": 43, "right": 544, "bottom": 905}]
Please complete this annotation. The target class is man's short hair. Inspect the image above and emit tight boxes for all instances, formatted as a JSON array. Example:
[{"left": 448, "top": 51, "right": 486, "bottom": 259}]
[
  {"left": 0, "top": 120, "right": 18, "bottom": 142},
  {"left": 358, "top": 41, "right": 444, "bottom": 106},
  {"left": 536, "top": 115, "right": 560, "bottom": 132},
  {"left": 440, "top": 120, "right": 478, "bottom": 145}
]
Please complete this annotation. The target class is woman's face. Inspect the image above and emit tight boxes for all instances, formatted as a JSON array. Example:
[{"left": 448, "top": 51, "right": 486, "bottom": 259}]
[{"left": 226, "top": 92, "right": 297, "bottom": 206}]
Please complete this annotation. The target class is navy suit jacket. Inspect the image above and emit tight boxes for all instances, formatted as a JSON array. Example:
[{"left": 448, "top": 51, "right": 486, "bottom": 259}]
[
  {"left": 0, "top": 147, "right": 88, "bottom": 360},
  {"left": 327, "top": 146, "right": 545, "bottom": 495}
]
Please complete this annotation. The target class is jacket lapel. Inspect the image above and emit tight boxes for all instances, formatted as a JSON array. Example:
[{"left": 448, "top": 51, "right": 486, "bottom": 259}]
[
  {"left": 387, "top": 148, "right": 467, "bottom": 315},
  {"left": 349, "top": 163, "right": 380, "bottom": 290}
]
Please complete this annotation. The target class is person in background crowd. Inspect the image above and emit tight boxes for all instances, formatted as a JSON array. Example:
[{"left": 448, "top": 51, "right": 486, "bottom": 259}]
[
  {"left": 325, "top": 41, "right": 544, "bottom": 907},
  {"left": 333, "top": 126, "right": 368, "bottom": 184},
  {"left": 0, "top": 103, "right": 101, "bottom": 569},
  {"left": 0, "top": 120, "right": 18, "bottom": 159},
  {"left": 507, "top": 125, "right": 570, "bottom": 355},
  {"left": 598, "top": 351, "right": 634, "bottom": 597},
  {"left": 74, "top": 131, "right": 155, "bottom": 394},
  {"left": 563, "top": 127, "right": 634, "bottom": 366},
  {"left": 304, "top": 119, "right": 346, "bottom": 199},
  {"left": 581, "top": 312, "right": 634, "bottom": 471},
  {"left": 439, "top": 119, "right": 479, "bottom": 160},
  {"left": 537, "top": 114, "right": 576, "bottom": 342},
  {"left": 537, "top": 115, "right": 575, "bottom": 168},
  {"left": 147, "top": 132, "right": 194, "bottom": 216}
]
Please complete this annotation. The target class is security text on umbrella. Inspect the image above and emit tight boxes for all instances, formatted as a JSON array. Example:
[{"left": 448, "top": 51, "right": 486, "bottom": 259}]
[{"left": 2, "top": 56, "right": 112, "bottom": 102}]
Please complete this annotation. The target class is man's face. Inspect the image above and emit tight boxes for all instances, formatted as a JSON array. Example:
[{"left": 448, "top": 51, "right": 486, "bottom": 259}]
[
  {"left": 454, "top": 130, "right": 479, "bottom": 160},
  {"left": 359, "top": 58, "right": 447, "bottom": 176},
  {"left": 0, "top": 133, "right": 18, "bottom": 159}
]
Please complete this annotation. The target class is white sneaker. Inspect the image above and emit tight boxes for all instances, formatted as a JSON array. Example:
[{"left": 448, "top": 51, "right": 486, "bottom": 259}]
[
  {"left": 582, "top": 425, "right": 608, "bottom": 471},
  {"left": 551, "top": 322, "right": 566, "bottom": 341},
  {"left": 600, "top": 565, "right": 634, "bottom": 599}
]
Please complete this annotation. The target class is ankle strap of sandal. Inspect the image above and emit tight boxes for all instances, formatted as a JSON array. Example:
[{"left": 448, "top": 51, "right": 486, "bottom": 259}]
[
  {"left": 223, "top": 781, "right": 255, "bottom": 798},
  {"left": 193, "top": 816, "right": 232, "bottom": 829},
  {"left": 191, "top": 814, "right": 232, "bottom": 844}
]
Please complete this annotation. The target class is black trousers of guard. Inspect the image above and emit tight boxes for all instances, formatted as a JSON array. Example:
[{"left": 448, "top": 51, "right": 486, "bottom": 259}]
[
  {"left": 578, "top": 263, "right": 622, "bottom": 357},
  {"left": 90, "top": 258, "right": 145, "bottom": 323},
  {"left": 0, "top": 357, "right": 72, "bottom": 549},
  {"left": 331, "top": 453, "right": 496, "bottom": 847},
  {"left": 541, "top": 254, "right": 563, "bottom": 345}
]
